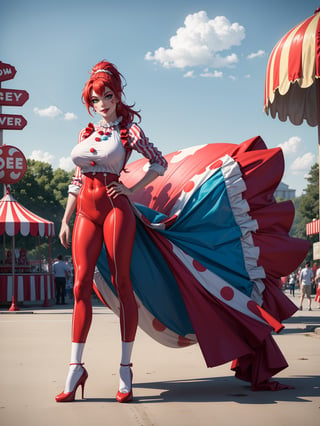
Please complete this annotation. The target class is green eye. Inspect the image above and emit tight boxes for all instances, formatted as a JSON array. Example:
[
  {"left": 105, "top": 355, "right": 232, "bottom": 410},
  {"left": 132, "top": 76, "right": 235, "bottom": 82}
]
[
  {"left": 91, "top": 99, "right": 98, "bottom": 104},
  {"left": 105, "top": 94, "right": 113, "bottom": 100}
]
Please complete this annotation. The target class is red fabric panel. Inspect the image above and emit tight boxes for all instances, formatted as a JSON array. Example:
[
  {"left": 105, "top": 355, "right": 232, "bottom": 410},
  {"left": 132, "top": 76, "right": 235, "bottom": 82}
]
[
  {"left": 234, "top": 148, "right": 284, "bottom": 209},
  {"left": 254, "top": 233, "right": 310, "bottom": 278},
  {"left": 251, "top": 201, "right": 295, "bottom": 234},
  {"left": 231, "top": 334, "right": 289, "bottom": 389}
]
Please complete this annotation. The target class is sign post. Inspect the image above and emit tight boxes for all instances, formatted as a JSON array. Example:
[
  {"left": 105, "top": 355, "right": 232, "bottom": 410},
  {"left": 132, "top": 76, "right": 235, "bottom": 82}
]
[
  {"left": 0, "top": 62, "right": 29, "bottom": 311},
  {"left": 0, "top": 61, "right": 29, "bottom": 145}
]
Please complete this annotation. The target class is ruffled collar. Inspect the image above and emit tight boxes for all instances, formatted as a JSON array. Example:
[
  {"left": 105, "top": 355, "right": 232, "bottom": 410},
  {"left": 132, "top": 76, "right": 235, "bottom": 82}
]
[{"left": 98, "top": 116, "right": 122, "bottom": 128}]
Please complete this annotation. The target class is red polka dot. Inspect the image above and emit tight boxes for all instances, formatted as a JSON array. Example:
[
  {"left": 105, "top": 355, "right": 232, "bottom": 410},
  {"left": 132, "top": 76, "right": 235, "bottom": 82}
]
[
  {"left": 152, "top": 318, "right": 166, "bottom": 332},
  {"left": 247, "top": 300, "right": 260, "bottom": 316},
  {"left": 183, "top": 181, "right": 195, "bottom": 193},
  {"left": 193, "top": 259, "right": 206, "bottom": 272},
  {"left": 178, "top": 335, "right": 192, "bottom": 347},
  {"left": 209, "top": 160, "right": 223, "bottom": 170},
  {"left": 220, "top": 286, "right": 234, "bottom": 301}
]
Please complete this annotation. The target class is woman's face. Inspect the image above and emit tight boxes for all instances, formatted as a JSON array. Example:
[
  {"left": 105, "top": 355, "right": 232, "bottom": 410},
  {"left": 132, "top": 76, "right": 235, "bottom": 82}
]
[{"left": 90, "top": 86, "right": 118, "bottom": 124}]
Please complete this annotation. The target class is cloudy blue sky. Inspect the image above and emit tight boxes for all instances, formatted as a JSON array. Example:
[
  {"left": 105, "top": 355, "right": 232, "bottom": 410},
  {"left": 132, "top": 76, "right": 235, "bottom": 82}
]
[{"left": 1, "top": 0, "right": 319, "bottom": 195}]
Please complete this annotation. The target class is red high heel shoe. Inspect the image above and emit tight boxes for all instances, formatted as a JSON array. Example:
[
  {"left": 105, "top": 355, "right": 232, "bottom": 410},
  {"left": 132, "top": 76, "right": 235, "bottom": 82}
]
[
  {"left": 116, "top": 363, "right": 133, "bottom": 403},
  {"left": 55, "top": 363, "right": 88, "bottom": 403}
]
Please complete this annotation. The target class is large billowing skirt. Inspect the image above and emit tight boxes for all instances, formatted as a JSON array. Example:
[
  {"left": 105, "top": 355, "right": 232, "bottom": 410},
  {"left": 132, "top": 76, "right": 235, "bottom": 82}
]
[{"left": 94, "top": 136, "right": 309, "bottom": 390}]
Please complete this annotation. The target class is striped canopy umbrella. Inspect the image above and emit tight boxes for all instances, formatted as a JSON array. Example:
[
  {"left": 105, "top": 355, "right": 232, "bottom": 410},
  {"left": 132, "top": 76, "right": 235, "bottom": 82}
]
[
  {"left": 264, "top": 8, "right": 320, "bottom": 127},
  {"left": 0, "top": 189, "right": 55, "bottom": 237},
  {"left": 264, "top": 8, "right": 320, "bottom": 241}
]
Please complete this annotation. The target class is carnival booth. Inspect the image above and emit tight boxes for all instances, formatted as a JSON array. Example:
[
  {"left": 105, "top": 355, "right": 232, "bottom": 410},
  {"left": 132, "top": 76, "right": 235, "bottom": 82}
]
[{"left": 0, "top": 187, "right": 55, "bottom": 310}]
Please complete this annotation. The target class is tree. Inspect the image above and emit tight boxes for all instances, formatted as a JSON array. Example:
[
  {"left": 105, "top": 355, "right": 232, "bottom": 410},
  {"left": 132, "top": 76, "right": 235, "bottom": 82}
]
[{"left": 7, "top": 160, "right": 74, "bottom": 258}]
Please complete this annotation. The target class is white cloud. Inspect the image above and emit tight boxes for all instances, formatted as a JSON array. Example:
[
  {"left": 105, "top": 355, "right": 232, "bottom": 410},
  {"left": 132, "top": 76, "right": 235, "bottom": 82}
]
[
  {"left": 28, "top": 149, "right": 55, "bottom": 164},
  {"left": 247, "top": 49, "right": 265, "bottom": 59},
  {"left": 290, "top": 152, "right": 315, "bottom": 173},
  {"left": 200, "top": 69, "right": 223, "bottom": 78},
  {"left": 183, "top": 70, "right": 195, "bottom": 78},
  {"left": 145, "top": 11, "right": 245, "bottom": 69},
  {"left": 64, "top": 112, "right": 78, "bottom": 121},
  {"left": 210, "top": 53, "right": 238, "bottom": 68},
  {"left": 34, "top": 106, "right": 77, "bottom": 121},
  {"left": 59, "top": 156, "right": 74, "bottom": 171},
  {"left": 34, "top": 105, "right": 62, "bottom": 118},
  {"left": 278, "top": 136, "right": 301, "bottom": 155}
]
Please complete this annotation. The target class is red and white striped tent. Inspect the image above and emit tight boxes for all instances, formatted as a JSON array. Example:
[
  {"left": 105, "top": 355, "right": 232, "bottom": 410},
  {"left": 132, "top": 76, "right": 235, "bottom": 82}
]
[
  {"left": 264, "top": 8, "right": 320, "bottom": 127},
  {"left": 0, "top": 190, "right": 55, "bottom": 237},
  {"left": 306, "top": 219, "right": 320, "bottom": 236},
  {"left": 0, "top": 187, "right": 55, "bottom": 310}
]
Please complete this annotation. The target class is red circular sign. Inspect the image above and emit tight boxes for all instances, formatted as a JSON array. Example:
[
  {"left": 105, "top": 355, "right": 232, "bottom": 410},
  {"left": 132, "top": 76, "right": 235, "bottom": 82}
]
[{"left": 0, "top": 145, "right": 27, "bottom": 184}]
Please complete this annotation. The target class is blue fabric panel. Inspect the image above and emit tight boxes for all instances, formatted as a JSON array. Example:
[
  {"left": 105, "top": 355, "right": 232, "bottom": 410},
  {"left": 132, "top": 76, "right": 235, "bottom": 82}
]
[{"left": 97, "top": 219, "right": 194, "bottom": 336}]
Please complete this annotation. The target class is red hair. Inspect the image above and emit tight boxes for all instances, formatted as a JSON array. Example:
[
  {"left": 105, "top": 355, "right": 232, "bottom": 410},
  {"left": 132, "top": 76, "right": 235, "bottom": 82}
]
[{"left": 82, "top": 60, "right": 141, "bottom": 126}]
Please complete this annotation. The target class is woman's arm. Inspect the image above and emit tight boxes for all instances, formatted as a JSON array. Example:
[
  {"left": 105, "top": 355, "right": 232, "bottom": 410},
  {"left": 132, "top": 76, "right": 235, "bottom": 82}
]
[{"left": 59, "top": 193, "right": 77, "bottom": 249}]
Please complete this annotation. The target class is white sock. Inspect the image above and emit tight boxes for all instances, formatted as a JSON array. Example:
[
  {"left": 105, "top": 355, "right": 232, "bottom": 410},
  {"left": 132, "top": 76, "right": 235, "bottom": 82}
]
[
  {"left": 70, "top": 342, "right": 85, "bottom": 364},
  {"left": 120, "top": 341, "right": 134, "bottom": 365},
  {"left": 64, "top": 342, "right": 85, "bottom": 393},
  {"left": 119, "top": 341, "right": 134, "bottom": 393}
]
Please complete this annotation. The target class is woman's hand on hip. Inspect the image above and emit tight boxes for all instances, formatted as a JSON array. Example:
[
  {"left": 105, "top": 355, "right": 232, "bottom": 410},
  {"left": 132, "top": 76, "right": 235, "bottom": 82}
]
[{"left": 106, "top": 181, "right": 133, "bottom": 198}]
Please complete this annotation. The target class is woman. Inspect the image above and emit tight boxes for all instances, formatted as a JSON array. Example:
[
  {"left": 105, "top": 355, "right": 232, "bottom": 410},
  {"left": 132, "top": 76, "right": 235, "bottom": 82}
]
[
  {"left": 55, "top": 60, "right": 167, "bottom": 403},
  {"left": 56, "top": 60, "right": 309, "bottom": 402}
]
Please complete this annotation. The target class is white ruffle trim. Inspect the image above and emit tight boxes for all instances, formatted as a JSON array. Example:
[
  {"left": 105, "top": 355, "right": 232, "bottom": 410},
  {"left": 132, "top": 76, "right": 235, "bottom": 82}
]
[{"left": 221, "top": 155, "right": 265, "bottom": 305}]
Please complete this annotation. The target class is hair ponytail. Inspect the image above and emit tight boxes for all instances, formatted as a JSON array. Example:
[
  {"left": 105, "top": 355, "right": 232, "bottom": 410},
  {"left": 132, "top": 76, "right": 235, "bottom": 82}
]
[{"left": 82, "top": 60, "right": 141, "bottom": 126}]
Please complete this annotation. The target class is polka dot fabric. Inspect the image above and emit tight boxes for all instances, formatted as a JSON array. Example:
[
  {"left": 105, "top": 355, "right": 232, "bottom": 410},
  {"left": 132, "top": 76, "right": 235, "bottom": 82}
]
[{"left": 94, "top": 136, "right": 309, "bottom": 390}]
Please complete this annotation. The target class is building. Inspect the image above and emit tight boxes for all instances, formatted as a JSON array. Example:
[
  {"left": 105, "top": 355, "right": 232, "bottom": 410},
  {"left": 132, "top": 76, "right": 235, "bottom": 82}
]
[{"left": 274, "top": 182, "right": 296, "bottom": 200}]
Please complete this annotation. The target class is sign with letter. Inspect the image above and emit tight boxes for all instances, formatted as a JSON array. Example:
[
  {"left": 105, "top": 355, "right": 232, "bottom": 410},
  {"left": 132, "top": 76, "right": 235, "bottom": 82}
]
[
  {"left": 0, "top": 61, "right": 29, "bottom": 139},
  {"left": 0, "top": 62, "right": 17, "bottom": 82},
  {"left": 0, "top": 114, "right": 27, "bottom": 130},
  {"left": 0, "top": 145, "right": 27, "bottom": 183},
  {"left": 0, "top": 89, "right": 29, "bottom": 106}
]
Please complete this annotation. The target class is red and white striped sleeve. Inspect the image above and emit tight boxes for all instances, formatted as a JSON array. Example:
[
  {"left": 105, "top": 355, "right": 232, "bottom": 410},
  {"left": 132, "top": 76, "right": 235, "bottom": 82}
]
[
  {"left": 68, "top": 127, "right": 88, "bottom": 195},
  {"left": 128, "top": 124, "right": 167, "bottom": 175}
]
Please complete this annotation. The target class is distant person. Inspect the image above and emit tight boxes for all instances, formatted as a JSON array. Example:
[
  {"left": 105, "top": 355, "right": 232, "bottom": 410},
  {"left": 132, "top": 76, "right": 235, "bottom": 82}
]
[
  {"left": 4, "top": 249, "right": 13, "bottom": 273},
  {"left": 52, "top": 254, "right": 69, "bottom": 305},
  {"left": 64, "top": 257, "right": 74, "bottom": 301},
  {"left": 299, "top": 261, "right": 313, "bottom": 311},
  {"left": 314, "top": 267, "right": 320, "bottom": 309},
  {"left": 289, "top": 273, "right": 296, "bottom": 296},
  {"left": 17, "top": 248, "right": 30, "bottom": 273},
  {"left": 312, "top": 262, "right": 318, "bottom": 294}
]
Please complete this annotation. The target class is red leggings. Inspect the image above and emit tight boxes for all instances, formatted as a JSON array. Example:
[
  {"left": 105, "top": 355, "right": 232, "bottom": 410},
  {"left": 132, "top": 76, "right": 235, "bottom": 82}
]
[{"left": 72, "top": 173, "right": 138, "bottom": 343}]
